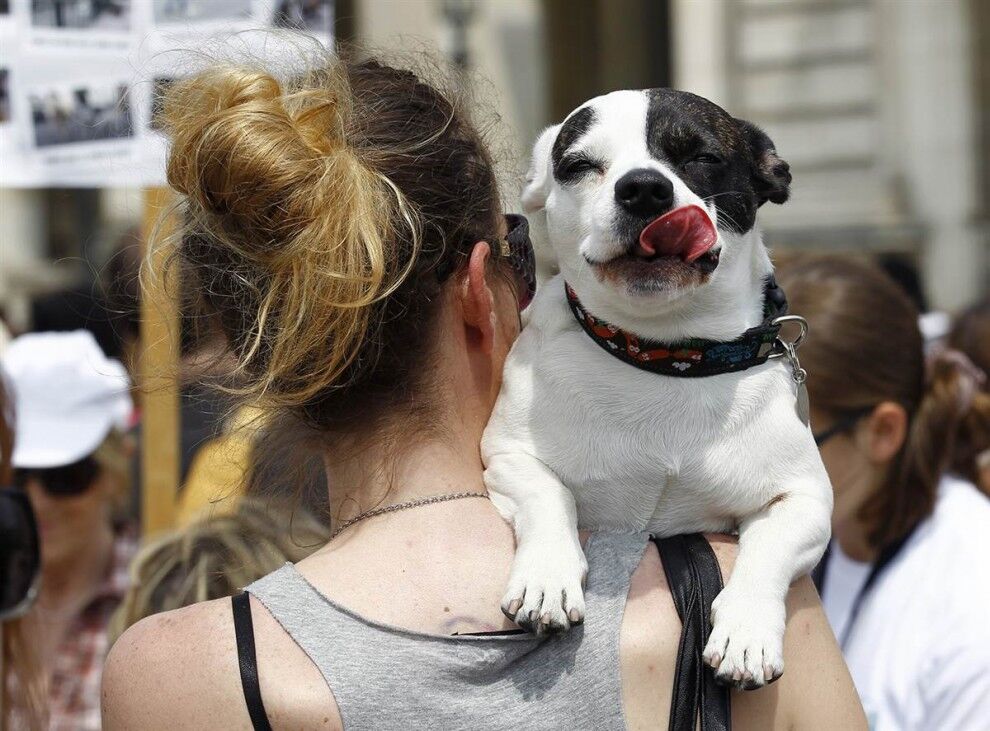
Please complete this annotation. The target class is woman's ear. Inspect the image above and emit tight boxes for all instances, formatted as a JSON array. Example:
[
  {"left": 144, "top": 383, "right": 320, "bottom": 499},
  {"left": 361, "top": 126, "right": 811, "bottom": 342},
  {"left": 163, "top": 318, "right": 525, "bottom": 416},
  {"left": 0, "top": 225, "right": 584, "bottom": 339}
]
[
  {"left": 460, "top": 241, "right": 496, "bottom": 353},
  {"left": 859, "top": 401, "right": 909, "bottom": 465}
]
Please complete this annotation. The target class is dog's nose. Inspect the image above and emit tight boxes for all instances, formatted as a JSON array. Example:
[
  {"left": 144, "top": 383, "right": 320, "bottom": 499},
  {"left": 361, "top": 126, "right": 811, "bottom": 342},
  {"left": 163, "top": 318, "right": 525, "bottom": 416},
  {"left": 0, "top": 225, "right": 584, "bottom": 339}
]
[{"left": 614, "top": 169, "right": 674, "bottom": 218}]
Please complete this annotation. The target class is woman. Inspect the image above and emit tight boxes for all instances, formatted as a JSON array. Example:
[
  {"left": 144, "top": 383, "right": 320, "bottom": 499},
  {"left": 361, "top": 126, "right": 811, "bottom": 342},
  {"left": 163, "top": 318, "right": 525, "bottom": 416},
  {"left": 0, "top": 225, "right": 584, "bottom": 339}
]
[
  {"left": 4, "top": 330, "right": 137, "bottom": 731},
  {"left": 103, "top": 56, "right": 863, "bottom": 729},
  {"left": 777, "top": 256, "right": 990, "bottom": 730}
]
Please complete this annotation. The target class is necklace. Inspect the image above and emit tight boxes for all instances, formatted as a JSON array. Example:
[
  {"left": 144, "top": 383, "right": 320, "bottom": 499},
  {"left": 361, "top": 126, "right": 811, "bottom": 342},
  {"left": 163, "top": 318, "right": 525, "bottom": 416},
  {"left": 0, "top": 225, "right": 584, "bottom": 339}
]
[{"left": 330, "top": 491, "right": 489, "bottom": 538}]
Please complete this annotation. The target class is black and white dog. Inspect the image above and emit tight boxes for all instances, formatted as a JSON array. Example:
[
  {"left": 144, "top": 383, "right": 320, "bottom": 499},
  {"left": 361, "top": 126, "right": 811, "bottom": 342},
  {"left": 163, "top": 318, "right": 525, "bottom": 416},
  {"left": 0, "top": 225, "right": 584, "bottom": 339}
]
[{"left": 482, "top": 89, "right": 832, "bottom": 689}]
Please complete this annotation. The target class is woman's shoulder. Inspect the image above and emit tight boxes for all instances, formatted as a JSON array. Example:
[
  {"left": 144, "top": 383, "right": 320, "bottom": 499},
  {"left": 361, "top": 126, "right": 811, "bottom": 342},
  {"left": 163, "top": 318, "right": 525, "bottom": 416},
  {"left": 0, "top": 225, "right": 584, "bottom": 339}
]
[
  {"left": 903, "top": 476, "right": 990, "bottom": 590},
  {"left": 102, "top": 598, "right": 257, "bottom": 729},
  {"left": 103, "top": 592, "right": 342, "bottom": 730},
  {"left": 930, "top": 474, "right": 990, "bottom": 540},
  {"left": 103, "top": 598, "right": 246, "bottom": 729}
]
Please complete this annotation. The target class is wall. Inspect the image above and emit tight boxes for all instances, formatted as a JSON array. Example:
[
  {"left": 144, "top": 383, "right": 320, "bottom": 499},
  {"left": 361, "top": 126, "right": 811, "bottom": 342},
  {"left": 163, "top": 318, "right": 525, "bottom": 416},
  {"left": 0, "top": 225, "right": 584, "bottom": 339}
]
[
  {"left": 356, "top": 0, "right": 546, "bottom": 197},
  {"left": 673, "top": 0, "right": 987, "bottom": 311}
]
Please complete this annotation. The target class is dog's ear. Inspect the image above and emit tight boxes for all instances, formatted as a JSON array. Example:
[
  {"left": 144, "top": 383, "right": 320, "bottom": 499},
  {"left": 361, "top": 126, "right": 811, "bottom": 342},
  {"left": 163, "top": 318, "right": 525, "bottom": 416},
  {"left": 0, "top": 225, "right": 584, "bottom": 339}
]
[
  {"left": 737, "top": 119, "right": 791, "bottom": 206},
  {"left": 521, "top": 124, "right": 560, "bottom": 214}
]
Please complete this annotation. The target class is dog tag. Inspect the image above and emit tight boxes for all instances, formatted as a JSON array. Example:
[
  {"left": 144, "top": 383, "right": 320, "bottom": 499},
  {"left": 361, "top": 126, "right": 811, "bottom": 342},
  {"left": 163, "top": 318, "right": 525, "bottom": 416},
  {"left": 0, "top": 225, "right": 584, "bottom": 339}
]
[
  {"left": 796, "top": 382, "right": 810, "bottom": 427},
  {"left": 781, "top": 340, "right": 810, "bottom": 427}
]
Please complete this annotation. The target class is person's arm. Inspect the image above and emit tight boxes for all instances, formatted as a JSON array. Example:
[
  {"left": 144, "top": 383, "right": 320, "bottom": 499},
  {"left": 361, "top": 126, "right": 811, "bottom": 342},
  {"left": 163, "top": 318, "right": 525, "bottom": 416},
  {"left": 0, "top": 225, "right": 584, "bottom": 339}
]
[{"left": 756, "top": 574, "right": 868, "bottom": 730}]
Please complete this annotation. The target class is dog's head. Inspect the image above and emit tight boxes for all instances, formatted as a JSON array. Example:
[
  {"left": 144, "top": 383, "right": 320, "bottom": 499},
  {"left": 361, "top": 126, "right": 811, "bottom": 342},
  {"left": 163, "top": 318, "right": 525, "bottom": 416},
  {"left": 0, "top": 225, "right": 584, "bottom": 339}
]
[{"left": 524, "top": 89, "right": 790, "bottom": 324}]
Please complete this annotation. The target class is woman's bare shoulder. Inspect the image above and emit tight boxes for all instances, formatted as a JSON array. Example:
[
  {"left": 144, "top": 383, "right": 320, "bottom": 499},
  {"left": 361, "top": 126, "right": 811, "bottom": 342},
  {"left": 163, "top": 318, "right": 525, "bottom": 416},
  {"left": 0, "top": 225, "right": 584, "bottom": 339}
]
[
  {"left": 102, "top": 598, "right": 250, "bottom": 730},
  {"left": 103, "top": 594, "right": 342, "bottom": 731}
]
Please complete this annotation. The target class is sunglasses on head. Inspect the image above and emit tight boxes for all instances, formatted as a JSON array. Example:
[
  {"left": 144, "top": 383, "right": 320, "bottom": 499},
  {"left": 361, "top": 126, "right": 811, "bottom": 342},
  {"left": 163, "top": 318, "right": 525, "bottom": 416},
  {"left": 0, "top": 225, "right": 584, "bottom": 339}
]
[
  {"left": 499, "top": 214, "right": 537, "bottom": 310},
  {"left": 14, "top": 455, "right": 101, "bottom": 498},
  {"left": 436, "top": 213, "right": 537, "bottom": 311},
  {"left": 0, "top": 489, "right": 41, "bottom": 620}
]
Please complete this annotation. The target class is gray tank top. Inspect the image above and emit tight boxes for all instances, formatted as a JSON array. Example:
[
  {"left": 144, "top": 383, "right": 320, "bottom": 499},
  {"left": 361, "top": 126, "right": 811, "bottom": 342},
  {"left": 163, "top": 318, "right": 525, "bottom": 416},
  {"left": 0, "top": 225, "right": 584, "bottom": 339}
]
[{"left": 246, "top": 531, "right": 650, "bottom": 730}]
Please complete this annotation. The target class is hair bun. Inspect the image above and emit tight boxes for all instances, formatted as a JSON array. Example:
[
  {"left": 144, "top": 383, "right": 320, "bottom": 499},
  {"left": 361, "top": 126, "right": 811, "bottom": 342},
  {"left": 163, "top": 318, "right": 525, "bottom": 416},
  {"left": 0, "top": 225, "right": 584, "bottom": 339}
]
[
  {"left": 163, "top": 66, "right": 348, "bottom": 233},
  {"left": 159, "top": 60, "right": 423, "bottom": 411}
]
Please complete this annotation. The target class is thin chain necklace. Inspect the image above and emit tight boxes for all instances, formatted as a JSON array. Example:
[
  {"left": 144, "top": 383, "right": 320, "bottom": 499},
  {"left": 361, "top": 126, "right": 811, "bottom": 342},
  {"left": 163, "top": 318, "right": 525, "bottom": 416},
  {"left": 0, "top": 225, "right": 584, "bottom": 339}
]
[{"left": 330, "top": 491, "right": 489, "bottom": 539}]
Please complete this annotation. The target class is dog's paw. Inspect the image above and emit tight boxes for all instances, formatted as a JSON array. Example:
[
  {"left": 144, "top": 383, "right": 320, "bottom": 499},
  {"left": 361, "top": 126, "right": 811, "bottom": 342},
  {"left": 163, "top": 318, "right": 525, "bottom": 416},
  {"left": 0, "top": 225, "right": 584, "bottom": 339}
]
[
  {"left": 702, "top": 586, "right": 785, "bottom": 690},
  {"left": 501, "top": 535, "right": 588, "bottom": 636}
]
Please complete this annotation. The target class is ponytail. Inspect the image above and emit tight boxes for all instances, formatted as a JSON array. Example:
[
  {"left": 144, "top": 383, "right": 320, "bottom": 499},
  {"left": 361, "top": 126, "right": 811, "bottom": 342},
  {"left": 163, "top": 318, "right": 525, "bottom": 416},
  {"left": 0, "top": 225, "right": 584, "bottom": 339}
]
[{"left": 861, "top": 351, "right": 986, "bottom": 545}]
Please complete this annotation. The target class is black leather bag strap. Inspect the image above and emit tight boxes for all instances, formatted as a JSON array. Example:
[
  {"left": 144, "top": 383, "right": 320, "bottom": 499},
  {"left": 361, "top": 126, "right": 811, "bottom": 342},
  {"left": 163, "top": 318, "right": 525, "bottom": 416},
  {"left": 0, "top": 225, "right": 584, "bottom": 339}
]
[
  {"left": 653, "top": 534, "right": 731, "bottom": 731},
  {"left": 232, "top": 592, "right": 274, "bottom": 731}
]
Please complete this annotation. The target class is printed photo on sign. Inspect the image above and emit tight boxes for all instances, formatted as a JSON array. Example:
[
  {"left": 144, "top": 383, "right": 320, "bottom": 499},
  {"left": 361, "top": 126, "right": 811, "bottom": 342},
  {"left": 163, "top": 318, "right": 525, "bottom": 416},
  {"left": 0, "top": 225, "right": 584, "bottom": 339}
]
[
  {"left": 148, "top": 76, "right": 175, "bottom": 131},
  {"left": 31, "top": 0, "right": 131, "bottom": 30},
  {"left": 271, "top": 0, "right": 332, "bottom": 35},
  {"left": 153, "top": 0, "right": 252, "bottom": 24},
  {"left": 29, "top": 82, "right": 132, "bottom": 147}
]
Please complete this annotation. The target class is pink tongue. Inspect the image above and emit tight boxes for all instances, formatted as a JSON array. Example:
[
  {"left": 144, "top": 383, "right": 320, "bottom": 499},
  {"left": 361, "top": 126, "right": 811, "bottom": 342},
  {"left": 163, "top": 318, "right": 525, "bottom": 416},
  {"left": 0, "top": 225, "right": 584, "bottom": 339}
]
[{"left": 637, "top": 205, "right": 717, "bottom": 263}]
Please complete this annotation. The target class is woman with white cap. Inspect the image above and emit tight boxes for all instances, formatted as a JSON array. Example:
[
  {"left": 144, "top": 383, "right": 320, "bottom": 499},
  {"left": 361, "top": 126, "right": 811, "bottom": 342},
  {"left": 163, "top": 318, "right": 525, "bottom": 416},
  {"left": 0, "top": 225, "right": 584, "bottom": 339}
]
[{"left": 2, "top": 330, "right": 136, "bottom": 731}]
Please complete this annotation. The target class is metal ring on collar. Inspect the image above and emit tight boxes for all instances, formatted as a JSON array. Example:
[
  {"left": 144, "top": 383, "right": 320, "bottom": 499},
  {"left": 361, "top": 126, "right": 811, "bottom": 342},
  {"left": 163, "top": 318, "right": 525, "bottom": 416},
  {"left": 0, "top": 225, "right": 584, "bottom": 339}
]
[{"left": 768, "top": 314, "right": 809, "bottom": 358}]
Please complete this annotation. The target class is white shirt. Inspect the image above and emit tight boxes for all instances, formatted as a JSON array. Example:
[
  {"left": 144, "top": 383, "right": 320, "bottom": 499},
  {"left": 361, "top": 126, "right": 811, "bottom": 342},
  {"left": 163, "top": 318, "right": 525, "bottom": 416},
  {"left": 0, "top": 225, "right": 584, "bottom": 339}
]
[{"left": 822, "top": 475, "right": 990, "bottom": 731}]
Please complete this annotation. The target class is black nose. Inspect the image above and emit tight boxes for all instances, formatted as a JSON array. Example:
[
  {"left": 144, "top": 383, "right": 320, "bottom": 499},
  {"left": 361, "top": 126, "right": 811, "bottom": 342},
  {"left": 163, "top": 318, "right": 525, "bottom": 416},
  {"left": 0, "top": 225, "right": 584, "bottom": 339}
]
[{"left": 614, "top": 169, "right": 674, "bottom": 217}]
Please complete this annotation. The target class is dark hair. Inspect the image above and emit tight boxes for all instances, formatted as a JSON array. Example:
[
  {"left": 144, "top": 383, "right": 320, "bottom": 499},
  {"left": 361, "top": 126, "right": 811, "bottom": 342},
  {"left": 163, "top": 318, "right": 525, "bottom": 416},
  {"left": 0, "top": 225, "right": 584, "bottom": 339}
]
[
  {"left": 777, "top": 255, "right": 990, "bottom": 549},
  {"left": 161, "top": 55, "right": 505, "bottom": 437},
  {"left": 949, "top": 298, "right": 990, "bottom": 377},
  {"left": 947, "top": 298, "right": 990, "bottom": 487}
]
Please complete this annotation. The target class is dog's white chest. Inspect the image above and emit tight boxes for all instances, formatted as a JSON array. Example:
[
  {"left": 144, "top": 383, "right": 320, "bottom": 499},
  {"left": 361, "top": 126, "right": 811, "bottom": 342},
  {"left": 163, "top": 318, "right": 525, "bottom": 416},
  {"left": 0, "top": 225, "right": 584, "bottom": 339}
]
[{"left": 485, "top": 294, "right": 800, "bottom": 535}]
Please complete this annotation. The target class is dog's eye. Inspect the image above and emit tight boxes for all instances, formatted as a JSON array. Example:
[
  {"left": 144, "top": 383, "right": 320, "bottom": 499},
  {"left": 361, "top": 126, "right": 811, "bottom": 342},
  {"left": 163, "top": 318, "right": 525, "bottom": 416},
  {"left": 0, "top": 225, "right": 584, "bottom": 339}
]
[
  {"left": 687, "top": 153, "right": 723, "bottom": 166},
  {"left": 560, "top": 157, "right": 602, "bottom": 178}
]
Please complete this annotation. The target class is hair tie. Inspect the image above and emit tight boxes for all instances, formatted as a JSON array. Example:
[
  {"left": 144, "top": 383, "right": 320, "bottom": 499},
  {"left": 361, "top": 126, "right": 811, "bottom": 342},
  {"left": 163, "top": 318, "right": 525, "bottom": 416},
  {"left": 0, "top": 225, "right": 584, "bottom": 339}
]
[{"left": 927, "top": 348, "right": 987, "bottom": 417}]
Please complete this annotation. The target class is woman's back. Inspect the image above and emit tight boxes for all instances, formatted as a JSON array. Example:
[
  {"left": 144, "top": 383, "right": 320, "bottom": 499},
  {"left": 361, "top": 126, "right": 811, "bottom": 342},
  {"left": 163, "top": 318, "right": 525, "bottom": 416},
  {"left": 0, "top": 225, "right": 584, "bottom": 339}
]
[{"left": 104, "top": 499, "right": 863, "bottom": 730}]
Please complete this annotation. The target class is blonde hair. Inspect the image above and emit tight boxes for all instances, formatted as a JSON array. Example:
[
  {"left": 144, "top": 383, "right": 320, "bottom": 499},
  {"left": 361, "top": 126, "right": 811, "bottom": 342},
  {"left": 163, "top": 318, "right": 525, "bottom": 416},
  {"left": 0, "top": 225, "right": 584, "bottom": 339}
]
[
  {"left": 159, "top": 55, "right": 504, "bottom": 435},
  {"left": 110, "top": 498, "right": 328, "bottom": 643},
  {"left": 2, "top": 617, "right": 47, "bottom": 731}
]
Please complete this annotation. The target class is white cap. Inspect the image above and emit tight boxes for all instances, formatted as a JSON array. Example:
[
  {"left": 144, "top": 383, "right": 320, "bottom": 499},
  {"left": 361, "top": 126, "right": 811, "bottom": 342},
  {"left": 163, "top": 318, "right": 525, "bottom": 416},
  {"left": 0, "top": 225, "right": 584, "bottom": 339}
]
[{"left": 1, "top": 331, "right": 132, "bottom": 469}]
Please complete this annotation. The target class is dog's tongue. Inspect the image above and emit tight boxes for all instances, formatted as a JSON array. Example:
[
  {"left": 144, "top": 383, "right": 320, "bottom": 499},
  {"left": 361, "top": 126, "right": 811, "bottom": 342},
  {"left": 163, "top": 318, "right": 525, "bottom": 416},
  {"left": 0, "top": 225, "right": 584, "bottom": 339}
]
[{"left": 637, "top": 205, "right": 717, "bottom": 263}]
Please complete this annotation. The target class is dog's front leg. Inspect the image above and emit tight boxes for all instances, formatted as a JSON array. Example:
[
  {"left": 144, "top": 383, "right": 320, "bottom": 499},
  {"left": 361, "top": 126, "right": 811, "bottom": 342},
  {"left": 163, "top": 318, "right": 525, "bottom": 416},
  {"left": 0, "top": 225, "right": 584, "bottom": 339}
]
[
  {"left": 484, "top": 451, "right": 588, "bottom": 634},
  {"left": 703, "top": 485, "right": 831, "bottom": 689}
]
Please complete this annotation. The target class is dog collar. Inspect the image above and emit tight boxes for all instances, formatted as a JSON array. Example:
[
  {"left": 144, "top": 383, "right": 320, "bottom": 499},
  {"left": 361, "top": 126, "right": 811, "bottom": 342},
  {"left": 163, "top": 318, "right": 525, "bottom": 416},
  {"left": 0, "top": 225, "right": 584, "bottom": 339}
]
[{"left": 565, "top": 278, "right": 790, "bottom": 378}]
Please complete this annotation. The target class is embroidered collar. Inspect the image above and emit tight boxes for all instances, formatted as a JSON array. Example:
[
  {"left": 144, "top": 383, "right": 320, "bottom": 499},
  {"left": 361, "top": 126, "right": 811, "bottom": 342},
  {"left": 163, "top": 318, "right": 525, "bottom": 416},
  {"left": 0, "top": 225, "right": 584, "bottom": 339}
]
[{"left": 565, "top": 278, "right": 789, "bottom": 377}]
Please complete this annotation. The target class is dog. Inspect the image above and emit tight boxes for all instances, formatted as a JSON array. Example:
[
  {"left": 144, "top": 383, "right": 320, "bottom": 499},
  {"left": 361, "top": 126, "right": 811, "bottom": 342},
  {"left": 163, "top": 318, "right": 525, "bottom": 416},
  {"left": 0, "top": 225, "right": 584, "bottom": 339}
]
[{"left": 481, "top": 89, "right": 832, "bottom": 689}]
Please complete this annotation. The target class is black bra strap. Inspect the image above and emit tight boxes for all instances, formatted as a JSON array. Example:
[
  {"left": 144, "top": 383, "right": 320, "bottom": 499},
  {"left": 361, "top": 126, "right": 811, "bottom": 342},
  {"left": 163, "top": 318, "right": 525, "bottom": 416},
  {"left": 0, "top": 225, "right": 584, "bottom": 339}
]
[
  {"left": 232, "top": 592, "right": 274, "bottom": 731},
  {"left": 654, "top": 534, "right": 731, "bottom": 731}
]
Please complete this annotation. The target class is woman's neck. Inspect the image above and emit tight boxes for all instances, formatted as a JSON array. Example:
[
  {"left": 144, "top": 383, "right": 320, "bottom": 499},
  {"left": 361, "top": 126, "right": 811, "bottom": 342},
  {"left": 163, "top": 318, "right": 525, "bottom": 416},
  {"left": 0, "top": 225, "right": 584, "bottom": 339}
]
[
  {"left": 326, "top": 432, "right": 488, "bottom": 525},
  {"left": 831, "top": 464, "right": 886, "bottom": 563},
  {"left": 833, "top": 518, "right": 877, "bottom": 563}
]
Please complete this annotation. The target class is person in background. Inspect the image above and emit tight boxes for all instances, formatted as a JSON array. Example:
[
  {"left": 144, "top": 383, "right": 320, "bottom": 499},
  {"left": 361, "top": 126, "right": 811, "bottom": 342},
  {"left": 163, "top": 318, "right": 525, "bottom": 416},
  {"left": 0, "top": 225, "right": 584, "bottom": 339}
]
[
  {"left": 948, "top": 297, "right": 990, "bottom": 495},
  {"left": 1, "top": 342, "right": 46, "bottom": 731},
  {"left": 777, "top": 255, "right": 990, "bottom": 730},
  {"left": 109, "top": 497, "right": 328, "bottom": 642},
  {"left": 2, "top": 330, "right": 136, "bottom": 731}
]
